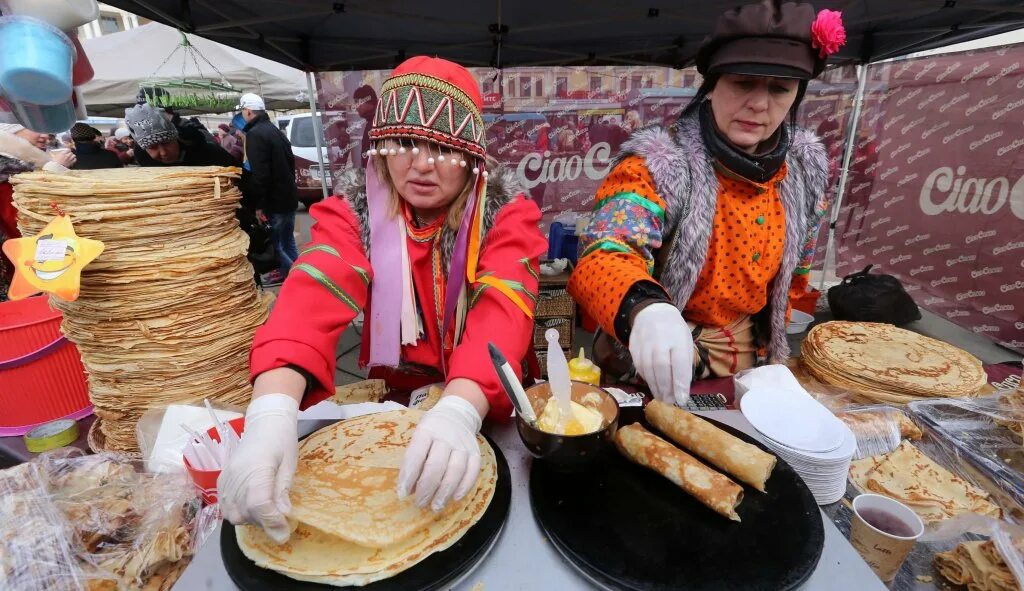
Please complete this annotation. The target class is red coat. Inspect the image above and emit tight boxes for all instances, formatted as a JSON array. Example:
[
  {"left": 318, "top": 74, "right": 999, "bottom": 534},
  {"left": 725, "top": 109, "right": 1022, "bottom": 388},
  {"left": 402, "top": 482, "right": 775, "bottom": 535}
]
[{"left": 250, "top": 192, "right": 546, "bottom": 422}]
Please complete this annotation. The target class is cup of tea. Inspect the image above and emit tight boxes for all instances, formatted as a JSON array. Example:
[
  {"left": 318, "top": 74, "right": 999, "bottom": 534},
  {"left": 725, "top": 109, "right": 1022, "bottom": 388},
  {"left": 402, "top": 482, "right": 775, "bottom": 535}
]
[{"left": 849, "top": 494, "right": 925, "bottom": 582}]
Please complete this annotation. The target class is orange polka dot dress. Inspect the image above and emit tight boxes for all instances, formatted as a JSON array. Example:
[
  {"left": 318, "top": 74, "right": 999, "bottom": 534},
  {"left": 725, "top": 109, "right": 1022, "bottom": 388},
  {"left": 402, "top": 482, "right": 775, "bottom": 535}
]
[{"left": 684, "top": 163, "right": 788, "bottom": 327}]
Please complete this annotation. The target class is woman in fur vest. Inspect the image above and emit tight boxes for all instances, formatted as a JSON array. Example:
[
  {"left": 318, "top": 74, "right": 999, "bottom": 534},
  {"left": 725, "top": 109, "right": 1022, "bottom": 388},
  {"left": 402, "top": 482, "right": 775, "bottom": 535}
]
[
  {"left": 569, "top": 0, "right": 845, "bottom": 405},
  {"left": 218, "top": 57, "right": 546, "bottom": 543}
]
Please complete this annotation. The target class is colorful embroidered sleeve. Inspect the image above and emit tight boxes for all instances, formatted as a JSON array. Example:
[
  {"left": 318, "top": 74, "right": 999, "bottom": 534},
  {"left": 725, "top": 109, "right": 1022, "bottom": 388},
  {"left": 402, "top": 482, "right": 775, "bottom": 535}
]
[
  {"left": 448, "top": 197, "right": 547, "bottom": 422},
  {"left": 568, "top": 155, "right": 667, "bottom": 337},
  {"left": 249, "top": 196, "right": 372, "bottom": 410}
]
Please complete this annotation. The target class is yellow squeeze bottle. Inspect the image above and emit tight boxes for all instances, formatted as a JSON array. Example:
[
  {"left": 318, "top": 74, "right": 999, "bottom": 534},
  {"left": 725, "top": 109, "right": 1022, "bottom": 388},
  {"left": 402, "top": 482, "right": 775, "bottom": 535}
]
[{"left": 567, "top": 348, "right": 601, "bottom": 386}]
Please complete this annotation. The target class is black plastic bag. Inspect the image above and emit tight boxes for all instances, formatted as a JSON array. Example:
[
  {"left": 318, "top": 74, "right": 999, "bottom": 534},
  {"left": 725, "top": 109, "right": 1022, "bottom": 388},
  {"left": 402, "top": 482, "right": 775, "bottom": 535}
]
[
  {"left": 827, "top": 264, "right": 922, "bottom": 325},
  {"left": 236, "top": 206, "right": 278, "bottom": 275}
]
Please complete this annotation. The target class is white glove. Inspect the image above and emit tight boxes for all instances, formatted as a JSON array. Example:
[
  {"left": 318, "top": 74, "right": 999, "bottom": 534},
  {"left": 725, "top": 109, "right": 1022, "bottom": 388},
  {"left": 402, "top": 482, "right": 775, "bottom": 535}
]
[
  {"left": 397, "top": 396, "right": 482, "bottom": 513},
  {"left": 629, "top": 302, "right": 694, "bottom": 406},
  {"left": 218, "top": 393, "right": 299, "bottom": 544}
]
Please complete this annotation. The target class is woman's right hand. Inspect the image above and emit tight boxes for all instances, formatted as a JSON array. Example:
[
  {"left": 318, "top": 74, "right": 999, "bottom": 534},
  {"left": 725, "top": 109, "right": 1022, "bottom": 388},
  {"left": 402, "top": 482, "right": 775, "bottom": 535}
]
[
  {"left": 218, "top": 393, "right": 299, "bottom": 544},
  {"left": 49, "top": 150, "right": 76, "bottom": 168}
]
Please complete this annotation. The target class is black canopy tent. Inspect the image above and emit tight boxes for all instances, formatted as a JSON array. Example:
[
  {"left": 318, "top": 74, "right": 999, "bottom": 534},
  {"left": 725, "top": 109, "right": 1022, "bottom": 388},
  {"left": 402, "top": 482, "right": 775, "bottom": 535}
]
[{"left": 105, "top": 0, "right": 1024, "bottom": 71}]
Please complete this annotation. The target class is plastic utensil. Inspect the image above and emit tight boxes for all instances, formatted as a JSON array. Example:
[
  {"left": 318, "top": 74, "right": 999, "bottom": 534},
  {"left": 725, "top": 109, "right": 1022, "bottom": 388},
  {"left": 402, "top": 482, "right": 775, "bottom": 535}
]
[
  {"left": 545, "top": 329, "right": 573, "bottom": 424},
  {"left": 488, "top": 342, "right": 537, "bottom": 423},
  {"left": 0, "top": 0, "right": 99, "bottom": 31},
  {"left": 0, "top": 16, "right": 75, "bottom": 105}
]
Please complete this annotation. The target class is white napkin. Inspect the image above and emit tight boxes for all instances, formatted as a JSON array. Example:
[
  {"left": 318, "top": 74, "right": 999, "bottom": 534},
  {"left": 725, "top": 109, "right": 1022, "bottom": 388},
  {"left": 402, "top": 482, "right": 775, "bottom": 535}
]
[
  {"left": 733, "top": 364, "right": 807, "bottom": 405},
  {"left": 147, "top": 404, "right": 243, "bottom": 473}
]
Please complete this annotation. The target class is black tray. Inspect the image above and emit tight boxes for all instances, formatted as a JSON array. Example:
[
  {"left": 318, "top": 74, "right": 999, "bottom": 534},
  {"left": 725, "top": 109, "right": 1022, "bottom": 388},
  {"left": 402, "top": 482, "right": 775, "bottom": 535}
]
[
  {"left": 222, "top": 435, "right": 511, "bottom": 591},
  {"left": 530, "top": 415, "right": 824, "bottom": 591}
]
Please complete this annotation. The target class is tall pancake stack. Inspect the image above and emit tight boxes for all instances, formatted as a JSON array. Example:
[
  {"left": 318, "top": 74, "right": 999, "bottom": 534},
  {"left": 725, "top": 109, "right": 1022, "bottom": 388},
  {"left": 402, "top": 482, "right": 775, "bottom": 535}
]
[
  {"left": 237, "top": 410, "right": 497, "bottom": 585},
  {"left": 10, "top": 167, "right": 272, "bottom": 453},
  {"left": 801, "top": 321, "right": 987, "bottom": 404}
]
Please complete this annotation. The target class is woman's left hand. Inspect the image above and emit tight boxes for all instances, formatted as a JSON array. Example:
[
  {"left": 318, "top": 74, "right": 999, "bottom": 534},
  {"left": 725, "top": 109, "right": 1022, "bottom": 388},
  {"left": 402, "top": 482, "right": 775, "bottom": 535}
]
[{"left": 397, "top": 381, "right": 486, "bottom": 512}]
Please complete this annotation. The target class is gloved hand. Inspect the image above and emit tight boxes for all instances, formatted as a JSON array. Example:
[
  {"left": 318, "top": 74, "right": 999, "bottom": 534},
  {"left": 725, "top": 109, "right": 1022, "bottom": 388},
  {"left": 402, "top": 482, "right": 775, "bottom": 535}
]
[
  {"left": 629, "top": 302, "right": 694, "bottom": 406},
  {"left": 397, "top": 395, "right": 482, "bottom": 513},
  {"left": 218, "top": 393, "right": 299, "bottom": 544}
]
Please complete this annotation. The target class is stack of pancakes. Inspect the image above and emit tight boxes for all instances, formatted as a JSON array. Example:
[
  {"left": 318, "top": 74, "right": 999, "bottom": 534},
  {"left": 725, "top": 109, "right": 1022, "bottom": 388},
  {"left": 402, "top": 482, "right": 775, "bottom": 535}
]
[
  {"left": 237, "top": 410, "right": 497, "bottom": 586},
  {"left": 10, "top": 167, "right": 271, "bottom": 452},
  {"left": 801, "top": 321, "right": 987, "bottom": 404}
]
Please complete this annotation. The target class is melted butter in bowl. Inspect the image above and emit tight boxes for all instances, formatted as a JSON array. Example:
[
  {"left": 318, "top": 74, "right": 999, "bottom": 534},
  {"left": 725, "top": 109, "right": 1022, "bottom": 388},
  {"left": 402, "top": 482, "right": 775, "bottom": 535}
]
[{"left": 518, "top": 382, "right": 620, "bottom": 470}]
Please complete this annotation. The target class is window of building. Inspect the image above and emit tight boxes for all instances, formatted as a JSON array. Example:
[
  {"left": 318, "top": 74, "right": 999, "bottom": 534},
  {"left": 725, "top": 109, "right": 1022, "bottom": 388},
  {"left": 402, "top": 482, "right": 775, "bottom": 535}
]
[
  {"left": 520, "top": 76, "right": 533, "bottom": 98},
  {"left": 632, "top": 75, "right": 643, "bottom": 90},
  {"left": 620, "top": 78, "right": 628, "bottom": 92},
  {"left": 590, "top": 76, "right": 602, "bottom": 93},
  {"left": 482, "top": 80, "right": 495, "bottom": 95},
  {"left": 535, "top": 78, "right": 543, "bottom": 97},
  {"left": 555, "top": 76, "right": 568, "bottom": 97},
  {"left": 99, "top": 13, "right": 123, "bottom": 35}
]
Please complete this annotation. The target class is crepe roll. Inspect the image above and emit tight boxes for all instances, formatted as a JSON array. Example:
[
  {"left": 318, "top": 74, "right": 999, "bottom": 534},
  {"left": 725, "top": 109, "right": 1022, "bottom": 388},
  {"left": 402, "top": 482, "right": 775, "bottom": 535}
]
[
  {"left": 645, "top": 400, "right": 777, "bottom": 492},
  {"left": 615, "top": 423, "right": 743, "bottom": 521}
]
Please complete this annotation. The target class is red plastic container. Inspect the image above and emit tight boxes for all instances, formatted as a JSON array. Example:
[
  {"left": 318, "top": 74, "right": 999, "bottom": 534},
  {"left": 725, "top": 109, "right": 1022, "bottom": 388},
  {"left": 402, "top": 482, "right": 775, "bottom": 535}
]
[
  {"left": 0, "top": 296, "right": 91, "bottom": 436},
  {"left": 792, "top": 286, "right": 822, "bottom": 315},
  {"left": 70, "top": 34, "right": 93, "bottom": 85},
  {"left": 183, "top": 417, "right": 245, "bottom": 504}
]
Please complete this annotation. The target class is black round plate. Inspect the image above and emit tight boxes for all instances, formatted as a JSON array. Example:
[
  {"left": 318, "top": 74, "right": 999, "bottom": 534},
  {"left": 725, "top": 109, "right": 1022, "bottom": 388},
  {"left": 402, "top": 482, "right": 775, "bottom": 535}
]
[
  {"left": 222, "top": 435, "right": 511, "bottom": 591},
  {"left": 530, "top": 416, "right": 824, "bottom": 591}
]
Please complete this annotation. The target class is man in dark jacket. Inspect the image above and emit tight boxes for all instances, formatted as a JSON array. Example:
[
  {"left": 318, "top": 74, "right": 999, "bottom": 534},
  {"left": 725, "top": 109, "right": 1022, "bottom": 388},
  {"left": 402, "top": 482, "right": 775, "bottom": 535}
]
[
  {"left": 70, "top": 123, "right": 123, "bottom": 170},
  {"left": 237, "top": 93, "right": 298, "bottom": 285},
  {"left": 125, "top": 104, "right": 237, "bottom": 168}
]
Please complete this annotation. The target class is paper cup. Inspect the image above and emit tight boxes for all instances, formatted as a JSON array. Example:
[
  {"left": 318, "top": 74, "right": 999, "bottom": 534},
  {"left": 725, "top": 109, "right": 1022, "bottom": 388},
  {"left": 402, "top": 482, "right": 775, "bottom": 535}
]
[
  {"left": 849, "top": 494, "right": 925, "bottom": 582},
  {"left": 182, "top": 417, "right": 244, "bottom": 504}
]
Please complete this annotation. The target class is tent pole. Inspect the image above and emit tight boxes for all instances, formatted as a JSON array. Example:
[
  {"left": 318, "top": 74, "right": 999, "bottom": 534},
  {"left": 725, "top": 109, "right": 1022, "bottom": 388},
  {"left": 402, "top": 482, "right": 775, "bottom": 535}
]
[
  {"left": 306, "top": 71, "right": 330, "bottom": 199},
  {"left": 819, "top": 63, "right": 869, "bottom": 292}
]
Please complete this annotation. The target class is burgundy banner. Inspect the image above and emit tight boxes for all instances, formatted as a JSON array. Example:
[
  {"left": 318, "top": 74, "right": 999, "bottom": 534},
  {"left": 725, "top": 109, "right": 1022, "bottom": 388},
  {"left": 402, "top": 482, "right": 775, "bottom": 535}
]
[{"left": 833, "top": 45, "right": 1024, "bottom": 353}]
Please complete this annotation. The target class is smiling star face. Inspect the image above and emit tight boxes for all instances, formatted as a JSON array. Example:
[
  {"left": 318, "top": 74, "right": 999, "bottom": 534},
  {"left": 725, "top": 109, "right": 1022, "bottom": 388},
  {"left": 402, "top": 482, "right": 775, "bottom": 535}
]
[{"left": 2, "top": 214, "right": 104, "bottom": 301}]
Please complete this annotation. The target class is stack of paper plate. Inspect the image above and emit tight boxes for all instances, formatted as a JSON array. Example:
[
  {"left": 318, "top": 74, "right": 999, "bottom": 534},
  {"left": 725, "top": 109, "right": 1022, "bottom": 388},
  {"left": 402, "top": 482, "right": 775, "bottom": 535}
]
[{"left": 740, "top": 388, "right": 855, "bottom": 504}]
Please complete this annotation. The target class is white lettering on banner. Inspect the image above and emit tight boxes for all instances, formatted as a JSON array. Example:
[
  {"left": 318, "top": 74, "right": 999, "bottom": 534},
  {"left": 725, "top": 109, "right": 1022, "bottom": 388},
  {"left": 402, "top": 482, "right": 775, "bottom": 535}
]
[
  {"left": 851, "top": 254, "right": 866, "bottom": 264},
  {"left": 853, "top": 154, "right": 868, "bottom": 166},
  {"left": 878, "top": 137, "right": 894, "bottom": 152},
  {"left": 962, "top": 61, "right": 991, "bottom": 83},
  {"left": 852, "top": 181, "right": 871, "bottom": 194},
  {"left": 983, "top": 304, "right": 1014, "bottom": 314},
  {"left": 897, "top": 88, "right": 924, "bottom": 107},
  {"left": 997, "top": 138, "right": 1024, "bottom": 156},
  {"left": 1018, "top": 78, "right": 1024, "bottom": 90},
  {"left": 966, "top": 229, "right": 997, "bottom": 244},
  {"left": 859, "top": 135, "right": 878, "bottom": 149},
  {"left": 890, "top": 254, "right": 913, "bottom": 265},
  {"left": 1001, "top": 280, "right": 1024, "bottom": 293},
  {"left": 966, "top": 95, "right": 999, "bottom": 117},
  {"left": 517, "top": 142, "right": 612, "bottom": 190},
  {"left": 885, "top": 195, "right": 907, "bottom": 209},
  {"left": 895, "top": 62, "right": 915, "bottom": 78},
  {"left": 920, "top": 166, "right": 1024, "bottom": 219},
  {"left": 924, "top": 296, "right": 946, "bottom": 306},
  {"left": 936, "top": 62, "right": 962, "bottom": 82},
  {"left": 838, "top": 245, "right": 850, "bottom": 255},
  {"left": 869, "top": 188, "right": 889, "bottom": 201},
  {"left": 856, "top": 236, "right": 878, "bottom": 247},
  {"left": 910, "top": 265, "right": 934, "bottom": 276},
  {"left": 906, "top": 234, "right": 931, "bottom": 246},
  {"left": 871, "top": 216, "right": 892, "bottom": 230},
  {"left": 1004, "top": 340, "right": 1024, "bottom": 349},
  {"left": 897, "top": 173, "right": 919, "bottom": 187},
  {"left": 924, "top": 243, "right": 953, "bottom": 255},
  {"left": 993, "top": 240, "right": 1024, "bottom": 255},
  {"left": 947, "top": 254, "right": 978, "bottom": 267},
  {"left": 905, "top": 284, "right": 921, "bottom": 292},
  {"left": 843, "top": 229, "right": 859, "bottom": 239},
  {"left": 988, "top": 63, "right": 1019, "bottom": 86},
  {"left": 940, "top": 92, "right": 971, "bottom": 113},
  {"left": 887, "top": 224, "right": 910, "bottom": 237},
  {"left": 907, "top": 148, "right": 932, "bottom": 164},
  {"left": 922, "top": 122, "right": 949, "bottom": 139},
  {"left": 880, "top": 167, "right": 900, "bottom": 180},
  {"left": 884, "top": 115, "right": 906, "bottom": 132},
  {"left": 919, "top": 90, "right": 946, "bottom": 110},
  {"left": 808, "top": 103, "right": 830, "bottom": 119},
  {"left": 993, "top": 97, "right": 1024, "bottom": 120},
  {"left": 970, "top": 131, "right": 1003, "bottom": 151},
  {"left": 867, "top": 111, "right": 887, "bottom": 127},
  {"left": 974, "top": 325, "right": 1000, "bottom": 333},
  {"left": 901, "top": 117, "right": 926, "bottom": 136},
  {"left": 865, "top": 161, "right": 883, "bottom": 175},
  {"left": 891, "top": 143, "right": 912, "bottom": 158},
  {"left": 943, "top": 125, "right": 974, "bottom": 144},
  {"left": 947, "top": 310, "right": 970, "bottom": 318},
  {"left": 1017, "top": 322, "right": 1024, "bottom": 330},
  {"left": 873, "top": 245, "right": 894, "bottom": 256},
  {"left": 561, "top": 189, "right": 584, "bottom": 204}
]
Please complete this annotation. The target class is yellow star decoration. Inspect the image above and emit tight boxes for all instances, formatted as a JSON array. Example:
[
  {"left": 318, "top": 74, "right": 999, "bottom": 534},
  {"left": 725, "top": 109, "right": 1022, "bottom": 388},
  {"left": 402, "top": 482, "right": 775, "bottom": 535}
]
[{"left": 2, "top": 214, "right": 104, "bottom": 302}]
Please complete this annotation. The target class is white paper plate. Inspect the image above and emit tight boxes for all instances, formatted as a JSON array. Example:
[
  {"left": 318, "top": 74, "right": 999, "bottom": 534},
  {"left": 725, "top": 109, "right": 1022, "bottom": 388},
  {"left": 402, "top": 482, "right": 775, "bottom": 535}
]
[{"left": 741, "top": 388, "right": 847, "bottom": 453}]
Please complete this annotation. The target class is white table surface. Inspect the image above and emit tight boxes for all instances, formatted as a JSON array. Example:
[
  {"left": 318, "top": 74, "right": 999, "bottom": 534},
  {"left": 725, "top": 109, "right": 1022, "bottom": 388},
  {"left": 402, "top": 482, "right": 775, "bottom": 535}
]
[{"left": 173, "top": 410, "right": 885, "bottom": 591}]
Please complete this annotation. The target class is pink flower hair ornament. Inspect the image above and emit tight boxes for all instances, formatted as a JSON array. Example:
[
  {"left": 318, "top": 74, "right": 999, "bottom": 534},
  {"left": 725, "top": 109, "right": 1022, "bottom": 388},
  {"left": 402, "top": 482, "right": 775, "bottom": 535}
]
[{"left": 811, "top": 9, "right": 847, "bottom": 59}]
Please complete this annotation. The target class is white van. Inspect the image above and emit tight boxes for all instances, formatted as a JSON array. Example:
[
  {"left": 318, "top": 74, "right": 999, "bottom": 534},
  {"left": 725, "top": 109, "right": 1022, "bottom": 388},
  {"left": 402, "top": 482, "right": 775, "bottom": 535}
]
[{"left": 277, "top": 113, "right": 328, "bottom": 207}]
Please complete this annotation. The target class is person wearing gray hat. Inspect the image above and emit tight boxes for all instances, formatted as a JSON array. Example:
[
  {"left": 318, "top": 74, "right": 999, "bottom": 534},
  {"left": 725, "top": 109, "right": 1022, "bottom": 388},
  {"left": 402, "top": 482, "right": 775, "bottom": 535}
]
[
  {"left": 569, "top": 0, "right": 845, "bottom": 405},
  {"left": 125, "top": 103, "right": 237, "bottom": 168}
]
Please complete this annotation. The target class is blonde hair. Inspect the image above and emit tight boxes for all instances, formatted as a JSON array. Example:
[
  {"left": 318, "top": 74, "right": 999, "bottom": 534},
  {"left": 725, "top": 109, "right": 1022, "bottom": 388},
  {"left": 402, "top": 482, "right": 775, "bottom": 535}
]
[{"left": 371, "top": 152, "right": 477, "bottom": 231}]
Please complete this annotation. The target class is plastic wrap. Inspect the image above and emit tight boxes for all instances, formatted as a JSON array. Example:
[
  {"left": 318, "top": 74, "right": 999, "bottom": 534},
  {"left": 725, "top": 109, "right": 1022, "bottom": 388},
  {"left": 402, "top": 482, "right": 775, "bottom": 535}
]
[
  {"left": 834, "top": 404, "right": 921, "bottom": 459},
  {"left": 0, "top": 448, "right": 217, "bottom": 591},
  {"left": 923, "top": 514, "right": 1024, "bottom": 590}
]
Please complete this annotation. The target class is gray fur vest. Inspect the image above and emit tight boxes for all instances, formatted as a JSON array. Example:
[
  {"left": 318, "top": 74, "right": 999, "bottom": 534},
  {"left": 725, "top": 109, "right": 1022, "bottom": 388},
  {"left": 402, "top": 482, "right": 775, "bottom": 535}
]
[
  {"left": 333, "top": 166, "right": 526, "bottom": 274},
  {"left": 620, "top": 113, "right": 828, "bottom": 362}
]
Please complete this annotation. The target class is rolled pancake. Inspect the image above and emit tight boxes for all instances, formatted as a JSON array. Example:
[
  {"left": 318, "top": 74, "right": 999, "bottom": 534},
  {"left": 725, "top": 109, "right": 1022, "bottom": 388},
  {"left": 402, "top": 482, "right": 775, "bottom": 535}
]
[
  {"left": 615, "top": 423, "right": 743, "bottom": 521},
  {"left": 645, "top": 400, "right": 776, "bottom": 492},
  {"left": 289, "top": 410, "right": 481, "bottom": 548},
  {"left": 237, "top": 441, "right": 498, "bottom": 587},
  {"left": 848, "top": 441, "right": 1002, "bottom": 524},
  {"left": 935, "top": 541, "right": 1020, "bottom": 591}
]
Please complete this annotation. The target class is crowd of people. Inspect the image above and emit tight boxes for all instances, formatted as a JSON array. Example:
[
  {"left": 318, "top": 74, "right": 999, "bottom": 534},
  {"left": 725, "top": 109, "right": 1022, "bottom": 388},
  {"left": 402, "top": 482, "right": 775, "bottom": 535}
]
[{"left": 0, "top": 91, "right": 300, "bottom": 298}]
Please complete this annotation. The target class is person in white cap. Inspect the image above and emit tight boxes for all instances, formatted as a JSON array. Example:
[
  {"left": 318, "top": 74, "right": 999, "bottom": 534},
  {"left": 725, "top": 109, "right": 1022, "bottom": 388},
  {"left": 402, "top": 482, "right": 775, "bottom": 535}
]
[{"left": 236, "top": 92, "right": 298, "bottom": 287}]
